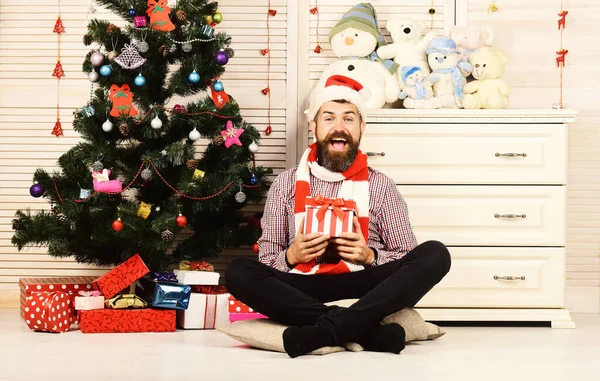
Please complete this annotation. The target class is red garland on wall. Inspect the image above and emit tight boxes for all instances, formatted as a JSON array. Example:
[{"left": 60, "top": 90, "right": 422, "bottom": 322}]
[
  {"left": 310, "top": 3, "right": 322, "bottom": 53},
  {"left": 554, "top": 6, "right": 568, "bottom": 109},
  {"left": 261, "top": 1, "right": 275, "bottom": 136},
  {"left": 51, "top": 0, "right": 64, "bottom": 137}
]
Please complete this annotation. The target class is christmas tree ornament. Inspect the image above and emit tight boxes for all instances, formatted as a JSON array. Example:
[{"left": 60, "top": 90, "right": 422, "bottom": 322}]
[
  {"left": 51, "top": 120, "right": 63, "bottom": 137},
  {"left": 314, "top": 45, "right": 322, "bottom": 54},
  {"left": 82, "top": 105, "right": 96, "bottom": 117},
  {"left": 53, "top": 17, "right": 65, "bottom": 34},
  {"left": 265, "top": 125, "right": 273, "bottom": 135},
  {"left": 188, "top": 127, "right": 201, "bottom": 141},
  {"left": 250, "top": 174, "right": 258, "bottom": 185},
  {"left": 88, "top": 71, "right": 99, "bottom": 82},
  {"left": 176, "top": 214, "right": 188, "bottom": 227},
  {"left": 141, "top": 168, "right": 152, "bottom": 180},
  {"left": 57, "top": 213, "right": 68, "bottom": 223},
  {"left": 182, "top": 42, "right": 193, "bottom": 52},
  {"left": 112, "top": 218, "right": 124, "bottom": 232},
  {"left": 114, "top": 44, "right": 147, "bottom": 70},
  {"left": 220, "top": 120, "right": 244, "bottom": 148},
  {"left": 213, "top": 12, "right": 223, "bottom": 24},
  {"left": 134, "top": 73, "right": 146, "bottom": 86},
  {"left": 92, "top": 168, "right": 122, "bottom": 193},
  {"left": 188, "top": 70, "right": 200, "bottom": 84},
  {"left": 193, "top": 169, "right": 205, "bottom": 179},
  {"left": 225, "top": 47, "right": 235, "bottom": 58},
  {"left": 268, "top": 9, "right": 277, "bottom": 16},
  {"left": 248, "top": 142, "right": 258, "bottom": 153},
  {"left": 90, "top": 51, "right": 104, "bottom": 66},
  {"left": 173, "top": 104, "right": 186, "bottom": 113},
  {"left": 128, "top": 8, "right": 136, "bottom": 16},
  {"left": 213, "top": 135, "right": 225, "bottom": 146},
  {"left": 134, "top": 16, "right": 146, "bottom": 28},
  {"left": 91, "top": 160, "right": 104, "bottom": 172},
  {"left": 151, "top": 115, "right": 163, "bottom": 129},
  {"left": 201, "top": 23, "right": 214, "bottom": 38},
  {"left": 158, "top": 45, "right": 170, "bottom": 56},
  {"left": 261, "top": 48, "right": 269, "bottom": 56},
  {"left": 137, "top": 41, "right": 149, "bottom": 53},
  {"left": 211, "top": 85, "right": 230, "bottom": 108},
  {"left": 161, "top": 229, "right": 174, "bottom": 241},
  {"left": 155, "top": 206, "right": 161, "bottom": 212},
  {"left": 212, "top": 81, "right": 224, "bottom": 92},
  {"left": 160, "top": 149, "right": 167, "bottom": 156},
  {"left": 52, "top": 62, "right": 65, "bottom": 78},
  {"left": 119, "top": 123, "right": 130, "bottom": 136},
  {"left": 204, "top": 15, "right": 213, "bottom": 25},
  {"left": 106, "top": 23, "right": 118, "bottom": 33},
  {"left": 252, "top": 243, "right": 259, "bottom": 253},
  {"left": 137, "top": 202, "right": 152, "bottom": 219},
  {"left": 235, "top": 190, "right": 246, "bottom": 203},
  {"left": 83, "top": 34, "right": 93, "bottom": 46},
  {"left": 102, "top": 119, "right": 113, "bottom": 132},
  {"left": 146, "top": 0, "right": 176, "bottom": 32},
  {"left": 176, "top": 9, "right": 187, "bottom": 21},
  {"left": 11, "top": 218, "right": 24, "bottom": 231},
  {"left": 186, "top": 159, "right": 198, "bottom": 169},
  {"left": 99, "top": 65, "right": 112, "bottom": 76},
  {"left": 108, "top": 84, "right": 138, "bottom": 117},
  {"left": 215, "top": 50, "right": 229, "bottom": 65},
  {"left": 261, "top": 87, "right": 270, "bottom": 95},
  {"left": 29, "top": 183, "right": 45, "bottom": 198},
  {"left": 108, "top": 51, "right": 118, "bottom": 60}
]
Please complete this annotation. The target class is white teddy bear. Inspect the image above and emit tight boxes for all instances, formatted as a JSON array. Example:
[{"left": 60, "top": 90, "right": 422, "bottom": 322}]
[
  {"left": 309, "top": 3, "right": 400, "bottom": 110},
  {"left": 462, "top": 47, "right": 510, "bottom": 109},
  {"left": 425, "top": 37, "right": 473, "bottom": 108},
  {"left": 377, "top": 17, "right": 437, "bottom": 76},
  {"left": 398, "top": 66, "right": 440, "bottom": 109}
]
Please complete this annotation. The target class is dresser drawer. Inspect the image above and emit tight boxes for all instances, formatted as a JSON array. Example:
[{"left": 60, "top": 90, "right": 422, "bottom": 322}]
[
  {"left": 399, "top": 185, "right": 565, "bottom": 246},
  {"left": 416, "top": 247, "right": 565, "bottom": 308},
  {"left": 361, "top": 124, "right": 567, "bottom": 184}
]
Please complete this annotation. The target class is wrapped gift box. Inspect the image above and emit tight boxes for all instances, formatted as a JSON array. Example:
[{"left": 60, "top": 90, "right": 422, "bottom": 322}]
[
  {"left": 135, "top": 278, "right": 191, "bottom": 310},
  {"left": 177, "top": 292, "right": 230, "bottom": 329},
  {"left": 24, "top": 291, "right": 77, "bottom": 333},
  {"left": 74, "top": 291, "right": 105, "bottom": 311},
  {"left": 92, "top": 253, "right": 149, "bottom": 299},
  {"left": 229, "top": 312, "right": 268, "bottom": 322},
  {"left": 173, "top": 270, "right": 219, "bottom": 285},
  {"left": 304, "top": 196, "right": 356, "bottom": 237},
  {"left": 79, "top": 309, "right": 176, "bottom": 333},
  {"left": 19, "top": 276, "right": 96, "bottom": 322}
]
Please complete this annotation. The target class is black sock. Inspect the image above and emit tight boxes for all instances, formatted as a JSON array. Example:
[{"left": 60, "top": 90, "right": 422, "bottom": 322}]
[
  {"left": 355, "top": 323, "right": 406, "bottom": 354},
  {"left": 282, "top": 325, "right": 336, "bottom": 358}
]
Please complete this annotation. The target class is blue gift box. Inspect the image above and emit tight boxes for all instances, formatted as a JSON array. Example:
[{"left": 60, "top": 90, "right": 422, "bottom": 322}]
[{"left": 136, "top": 278, "right": 191, "bottom": 310}]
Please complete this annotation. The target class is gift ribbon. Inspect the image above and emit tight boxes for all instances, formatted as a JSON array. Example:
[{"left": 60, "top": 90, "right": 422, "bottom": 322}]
[
  {"left": 78, "top": 291, "right": 101, "bottom": 297},
  {"left": 314, "top": 195, "right": 345, "bottom": 223},
  {"left": 179, "top": 260, "right": 214, "bottom": 271},
  {"left": 151, "top": 272, "right": 178, "bottom": 282},
  {"left": 192, "top": 285, "right": 227, "bottom": 294}
]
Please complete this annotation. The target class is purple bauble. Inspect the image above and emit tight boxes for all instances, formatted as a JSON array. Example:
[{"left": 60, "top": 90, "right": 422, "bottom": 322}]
[
  {"left": 29, "top": 183, "right": 44, "bottom": 198},
  {"left": 215, "top": 51, "right": 229, "bottom": 66}
]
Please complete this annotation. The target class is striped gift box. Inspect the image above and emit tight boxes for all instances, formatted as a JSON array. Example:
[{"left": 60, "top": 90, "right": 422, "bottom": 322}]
[{"left": 304, "top": 196, "right": 356, "bottom": 237}]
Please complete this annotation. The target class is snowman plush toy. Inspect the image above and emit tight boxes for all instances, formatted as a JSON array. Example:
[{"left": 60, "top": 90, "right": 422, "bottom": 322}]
[{"left": 309, "top": 3, "right": 400, "bottom": 109}]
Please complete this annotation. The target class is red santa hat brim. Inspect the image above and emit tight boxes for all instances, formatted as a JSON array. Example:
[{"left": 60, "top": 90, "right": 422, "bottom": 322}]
[{"left": 305, "top": 75, "right": 369, "bottom": 121}]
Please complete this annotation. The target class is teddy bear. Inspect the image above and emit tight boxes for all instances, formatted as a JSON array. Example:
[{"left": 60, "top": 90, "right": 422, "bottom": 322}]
[
  {"left": 425, "top": 37, "right": 473, "bottom": 108},
  {"left": 450, "top": 25, "right": 495, "bottom": 62},
  {"left": 377, "top": 17, "right": 437, "bottom": 76},
  {"left": 462, "top": 47, "right": 510, "bottom": 109},
  {"left": 398, "top": 66, "right": 440, "bottom": 109},
  {"left": 309, "top": 3, "right": 400, "bottom": 110}
]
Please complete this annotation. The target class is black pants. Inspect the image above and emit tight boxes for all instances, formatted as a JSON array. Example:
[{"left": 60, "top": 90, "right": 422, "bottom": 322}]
[{"left": 225, "top": 240, "right": 451, "bottom": 345}]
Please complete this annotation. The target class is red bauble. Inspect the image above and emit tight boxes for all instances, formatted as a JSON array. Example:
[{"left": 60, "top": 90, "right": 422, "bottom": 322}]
[
  {"left": 252, "top": 243, "right": 259, "bottom": 253},
  {"left": 112, "top": 218, "right": 124, "bottom": 232},
  {"left": 176, "top": 214, "right": 188, "bottom": 227}
]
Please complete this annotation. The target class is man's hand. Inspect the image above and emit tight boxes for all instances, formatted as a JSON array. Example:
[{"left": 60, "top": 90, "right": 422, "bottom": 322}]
[
  {"left": 286, "top": 217, "right": 330, "bottom": 266},
  {"left": 331, "top": 217, "right": 375, "bottom": 265}
]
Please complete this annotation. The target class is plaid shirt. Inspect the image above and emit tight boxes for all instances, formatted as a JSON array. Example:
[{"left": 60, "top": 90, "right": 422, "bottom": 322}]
[{"left": 258, "top": 167, "right": 418, "bottom": 272}]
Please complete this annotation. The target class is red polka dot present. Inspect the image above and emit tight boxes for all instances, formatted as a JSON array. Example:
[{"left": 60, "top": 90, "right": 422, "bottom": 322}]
[
  {"left": 19, "top": 276, "right": 97, "bottom": 323},
  {"left": 228, "top": 295, "right": 268, "bottom": 321},
  {"left": 24, "top": 291, "right": 76, "bottom": 333}
]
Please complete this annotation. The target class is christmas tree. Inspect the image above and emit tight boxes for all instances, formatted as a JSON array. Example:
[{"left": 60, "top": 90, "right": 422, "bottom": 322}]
[{"left": 11, "top": 0, "right": 272, "bottom": 271}]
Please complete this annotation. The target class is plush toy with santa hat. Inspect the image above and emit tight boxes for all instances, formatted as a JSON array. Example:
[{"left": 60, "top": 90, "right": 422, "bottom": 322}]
[{"left": 309, "top": 3, "right": 400, "bottom": 110}]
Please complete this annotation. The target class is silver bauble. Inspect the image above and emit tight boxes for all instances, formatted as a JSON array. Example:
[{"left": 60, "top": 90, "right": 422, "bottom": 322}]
[
  {"left": 141, "top": 168, "right": 152, "bottom": 180},
  {"left": 235, "top": 191, "right": 247, "bottom": 203},
  {"left": 151, "top": 116, "right": 163, "bottom": 129},
  {"left": 248, "top": 142, "right": 259, "bottom": 153},
  {"left": 102, "top": 119, "right": 113, "bottom": 132},
  {"left": 188, "top": 127, "right": 201, "bottom": 141},
  {"left": 182, "top": 42, "right": 192, "bottom": 52},
  {"left": 88, "top": 71, "right": 100, "bottom": 83},
  {"left": 137, "top": 41, "right": 149, "bottom": 53},
  {"left": 90, "top": 51, "right": 104, "bottom": 66},
  {"left": 92, "top": 160, "right": 104, "bottom": 172}
]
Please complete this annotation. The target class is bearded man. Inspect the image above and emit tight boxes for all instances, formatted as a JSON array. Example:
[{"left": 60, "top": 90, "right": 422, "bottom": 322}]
[{"left": 225, "top": 75, "right": 451, "bottom": 358}]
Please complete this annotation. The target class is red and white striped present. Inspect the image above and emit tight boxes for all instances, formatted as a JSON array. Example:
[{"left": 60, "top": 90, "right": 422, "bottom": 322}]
[
  {"left": 304, "top": 196, "right": 356, "bottom": 237},
  {"left": 24, "top": 291, "right": 77, "bottom": 333}
]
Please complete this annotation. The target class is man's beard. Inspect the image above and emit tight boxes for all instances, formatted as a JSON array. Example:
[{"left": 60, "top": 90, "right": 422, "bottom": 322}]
[{"left": 316, "top": 130, "right": 360, "bottom": 173}]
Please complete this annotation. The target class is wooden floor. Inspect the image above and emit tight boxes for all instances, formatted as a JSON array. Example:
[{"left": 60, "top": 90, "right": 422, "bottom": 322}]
[{"left": 1, "top": 309, "right": 599, "bottom": 381}]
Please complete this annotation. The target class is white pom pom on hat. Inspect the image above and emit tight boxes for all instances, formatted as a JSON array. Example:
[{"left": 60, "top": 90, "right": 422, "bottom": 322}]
[{"left": 305, "top": 75, "right": 369, "bottom": 121}]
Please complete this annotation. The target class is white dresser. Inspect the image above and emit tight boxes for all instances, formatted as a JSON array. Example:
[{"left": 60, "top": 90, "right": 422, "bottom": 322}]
[{"left": 361, "top": 109, "right": 577, "bottom": 328}]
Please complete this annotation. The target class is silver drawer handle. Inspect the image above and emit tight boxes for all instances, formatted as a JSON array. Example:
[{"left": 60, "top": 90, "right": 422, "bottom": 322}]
[
  {"left": 366, "top": 151, "right": 386, "bottom": 157},
  {"left": 494, "top": 275, "right": 526, "bottom": 281},
  {"left": 495, "top": 152, "right": 527, "bottom": 157},
  {"left": 494, "top": 213, "right": 526, "bottom": 219}
]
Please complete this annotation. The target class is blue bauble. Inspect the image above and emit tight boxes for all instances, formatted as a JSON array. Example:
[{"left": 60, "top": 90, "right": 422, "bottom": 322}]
[
  {"left": 134, "top": 74, "right": 146, "bottom": 86},
  {"left": 128, "top": 8, "right": 136, "bottom": 16},
  {"left": 250, "top": 175, "right": 258, "bottom": 185},
  {"left": 212, "top": 81, "right": 224, "bottom": 92},
  {"left": 99, "top": 65, "right": 112, "bottom": 76},
  {"left": 188, "top": 70, "right": 200, "bottom": 84}
]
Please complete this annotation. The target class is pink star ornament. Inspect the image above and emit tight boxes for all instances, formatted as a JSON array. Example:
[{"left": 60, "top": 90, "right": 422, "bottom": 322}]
[{"left": 220, "top": 120, "right": 244, "bottom": 148}]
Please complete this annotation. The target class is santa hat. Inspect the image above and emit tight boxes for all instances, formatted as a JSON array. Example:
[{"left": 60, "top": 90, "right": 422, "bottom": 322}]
[
  {"left": 329, "top": 3, "right": 387, "bottom": 49},
  {"left": 305, "top": 75, "right": 370, "bottom": 121}
]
